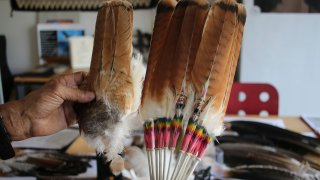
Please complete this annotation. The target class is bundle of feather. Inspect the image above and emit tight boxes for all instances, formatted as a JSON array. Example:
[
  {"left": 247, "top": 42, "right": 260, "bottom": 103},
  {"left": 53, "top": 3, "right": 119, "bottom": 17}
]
[
  {"left": 75, "top": 0, "right": 145, "bottom": 167},
  {"left": 193, "top": 121, "right": 320, "bottom": 179},
  {"left": 140, "top": 0, "right": 246, "bottom": 179},
  {"left": 218, "top": 121, "right": 320, "bottom": 170},
  {"left": 75, "top": 0, "right": 246, "bottom": 178}
]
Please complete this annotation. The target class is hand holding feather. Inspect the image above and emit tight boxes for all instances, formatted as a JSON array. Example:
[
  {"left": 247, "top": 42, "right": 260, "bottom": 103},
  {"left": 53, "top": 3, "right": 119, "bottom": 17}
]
[{"left": 75, "top": 0, "right": 144, "bottom": 164}]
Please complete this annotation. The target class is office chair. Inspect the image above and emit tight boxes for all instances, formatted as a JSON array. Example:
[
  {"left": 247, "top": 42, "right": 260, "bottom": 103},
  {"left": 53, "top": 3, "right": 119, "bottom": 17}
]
[
  {"left": 0, "top": 35, "right": 14, "bottom": 102},
  {"left": 226, "top": 83, "right": 279, "bottom": 115}
]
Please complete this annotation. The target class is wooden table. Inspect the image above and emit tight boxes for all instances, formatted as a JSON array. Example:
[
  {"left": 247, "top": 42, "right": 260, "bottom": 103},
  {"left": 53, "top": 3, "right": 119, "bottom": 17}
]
[{"left": 241, "top": 115, "right": 311, "bottom": 133}]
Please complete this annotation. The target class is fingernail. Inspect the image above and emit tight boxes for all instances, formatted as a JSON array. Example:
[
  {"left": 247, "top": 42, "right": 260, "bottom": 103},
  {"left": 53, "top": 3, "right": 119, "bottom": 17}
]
[{"left": 88, "top": 92, "right": 95, "bottom": 100}]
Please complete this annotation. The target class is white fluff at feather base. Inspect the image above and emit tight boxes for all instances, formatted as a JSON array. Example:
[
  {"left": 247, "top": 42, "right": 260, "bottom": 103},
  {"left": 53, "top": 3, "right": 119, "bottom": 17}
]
[{"left": 78, "top": 55, "right": 145, "bottom": 163}]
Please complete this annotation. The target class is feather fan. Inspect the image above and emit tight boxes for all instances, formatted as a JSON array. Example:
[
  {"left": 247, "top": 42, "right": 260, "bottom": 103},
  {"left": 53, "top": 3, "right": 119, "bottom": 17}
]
[{"left": 141, "top": 0, "right": 246, "bottom": 179}]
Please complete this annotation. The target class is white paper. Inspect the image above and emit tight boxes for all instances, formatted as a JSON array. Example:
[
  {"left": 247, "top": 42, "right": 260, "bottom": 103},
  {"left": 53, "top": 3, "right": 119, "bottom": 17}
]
[
  {"left": 12, "top": 129, "right": 79, "bottom": 149},
  {"left": 301, "top": 131, "right": 317, "bottom": 138},
  {"left": 301, "top": 115, "right": 320, "bottom": 135},
  {"left": 224, "top": 116, "right": 286, "bottom": 128},
  {"left": 69, "top": 36, "right": 94, "bottom": 69}
]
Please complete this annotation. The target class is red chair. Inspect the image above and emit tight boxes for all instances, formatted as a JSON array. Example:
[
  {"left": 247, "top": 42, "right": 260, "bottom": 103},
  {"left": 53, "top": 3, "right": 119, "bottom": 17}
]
[{"left": 226, "top": 83, "right": 279, "bottom": 115}]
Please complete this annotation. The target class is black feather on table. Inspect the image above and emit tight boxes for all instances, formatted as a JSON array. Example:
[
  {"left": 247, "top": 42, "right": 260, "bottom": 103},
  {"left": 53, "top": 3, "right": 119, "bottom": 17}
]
[
  {"left": 209, "top": 121, "right": 320, "bottom": 179},
  {"left": 0, "top": 150, "right": 92, "bottom": 178}
]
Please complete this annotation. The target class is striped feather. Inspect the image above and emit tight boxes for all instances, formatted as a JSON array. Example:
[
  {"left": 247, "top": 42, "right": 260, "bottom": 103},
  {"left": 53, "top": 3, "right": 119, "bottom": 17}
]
[
  {"left": 89, "top": 0, "right": 134, "bottom": 112},
  {"left": 186, "top": 1, "right": 210, "bottom": 86},
  {"left": 170, "top": 0, "right": 210, "bottom": 95},
  {"left": 148, "top": 0, "right": 188, "bottom": 101},
  {"left": 222, "top": 4, "right": 246, "bottom": 114},
  {"left": 141, "top": 0, "right": 177, "bottom": 107},
  {"left": 141, "top": 0, "right": 189, "bottom": 120},
  {"left": 77, "top": 0, "right": 137, "bottom": 162},
  {"left": 86, "top": 4, "right": 107, "bottom": 90},
  {"left": 192, "top": 0, "right": 246, "bottom": 136}
]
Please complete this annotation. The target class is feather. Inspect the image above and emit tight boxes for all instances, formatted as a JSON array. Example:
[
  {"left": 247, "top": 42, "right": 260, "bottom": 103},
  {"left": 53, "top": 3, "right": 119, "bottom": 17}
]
[
  {"left": 141, "top": 0, "right": 177, "bottom": 107},
  {"left": 192, "top": 0, "right": 238, "bottom": 97},
  {"left": 96, "top": 0, "right": 134, "bottom": 112},
  {"left": 148, "top": 1, "right": 187, "bottom": 102},
  {"left": 192, "top": 0, "right": 246, "bottom": 136},
  {"left": 140, "top": 0, "right": 247, "bottom": 179},
  {"left": 218, "top": 143, "right": 303, "bottom": 171},
  {"left": 140, "top": 0, "right": 178, "bottom": 121},
  {"left": 170, "top": 1, "right": 246, "bottom": 179},
  {"left": 225, "top": 165, "right": 319, "bottom": 180},
  {"left": 186, "top": 1, "right": 210, "bottom": 86},
  {"left": 169, "top": 0, "right": 210, "bottom": 95},
  {"left": 221, "top": 3, "right": 246, "bottom": 114},
  {"left": 76, "top": 0, "right": 141, "bottom": 162},
  {"left": 228, "top": 121, "right": 320, "bottom": 156}
]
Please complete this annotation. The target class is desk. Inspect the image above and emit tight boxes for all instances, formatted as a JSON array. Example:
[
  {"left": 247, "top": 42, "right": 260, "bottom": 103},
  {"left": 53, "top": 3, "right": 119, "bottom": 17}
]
[{"left": 245, "top": 115, "right": 311, "bottom": 133}]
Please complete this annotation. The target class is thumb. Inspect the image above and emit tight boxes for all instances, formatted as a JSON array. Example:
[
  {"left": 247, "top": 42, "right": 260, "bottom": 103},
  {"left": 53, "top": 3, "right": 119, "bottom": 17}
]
[{"left": 59, "top": 86, "right": 95, "bottom": 103}]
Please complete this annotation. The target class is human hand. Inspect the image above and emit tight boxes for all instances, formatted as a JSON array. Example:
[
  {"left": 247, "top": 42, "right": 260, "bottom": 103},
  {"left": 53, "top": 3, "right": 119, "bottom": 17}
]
[{"left": 0, "top": 72, "right": 95, "bottom": 141}]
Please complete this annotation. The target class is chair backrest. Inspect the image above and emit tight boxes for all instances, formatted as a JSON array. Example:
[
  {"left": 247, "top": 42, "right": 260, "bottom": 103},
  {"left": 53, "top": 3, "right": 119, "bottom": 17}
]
[
  {"left": 226, "top": 83, "right": 279, "bottom": 115},
  {"left": 0, "top": 35, "right": 14, "bottom": 102}
]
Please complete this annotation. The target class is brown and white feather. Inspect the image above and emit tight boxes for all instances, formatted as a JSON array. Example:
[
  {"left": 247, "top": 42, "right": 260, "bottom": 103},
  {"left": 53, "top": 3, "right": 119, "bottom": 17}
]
[
  {"left": 192, "top": 0, "right": 246, "bottom": 136},
  {"left": 76, "top": 0, "right": 142, "bottom": 162}
]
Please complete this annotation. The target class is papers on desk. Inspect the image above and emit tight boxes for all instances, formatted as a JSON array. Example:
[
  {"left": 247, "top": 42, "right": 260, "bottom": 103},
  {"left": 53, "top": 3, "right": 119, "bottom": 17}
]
[
  {"left": 12, "top": 128, "right": 79, "bottom": 149},
  {"left": 224, "top": 116, "right": 286, "bottom": 128},
  {"left": 301, "top": 115, "right": 320, "bottom": 137}
]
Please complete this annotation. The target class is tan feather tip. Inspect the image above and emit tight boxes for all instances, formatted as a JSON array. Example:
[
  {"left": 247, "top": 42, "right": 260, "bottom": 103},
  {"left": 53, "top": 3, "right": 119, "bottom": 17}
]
[
  {"left": 101, "top": 0, "right": 133, "bottom": 10},
  {"left": 237, "top": 4, "right": 247, "bottom": 25}
]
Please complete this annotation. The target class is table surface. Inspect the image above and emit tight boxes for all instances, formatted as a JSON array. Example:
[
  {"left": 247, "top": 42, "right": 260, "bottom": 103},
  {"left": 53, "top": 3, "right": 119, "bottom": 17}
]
[{"left": 66, "top": 116, "right": 313, "bottom": 156}]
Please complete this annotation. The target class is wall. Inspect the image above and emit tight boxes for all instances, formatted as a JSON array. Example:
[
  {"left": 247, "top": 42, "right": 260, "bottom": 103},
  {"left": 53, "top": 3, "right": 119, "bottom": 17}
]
[
  {"left": 0, "top": 0, "right": 38, "bottom": 74},
  {"left": 79, "top": 9, "right": 156, "bottom": 37},
  {"left": 0, "top": 0, "right": 156, "bottom": 74},
  {"left": 241, "top": 0, "right": 320, "bottom": 115}
]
